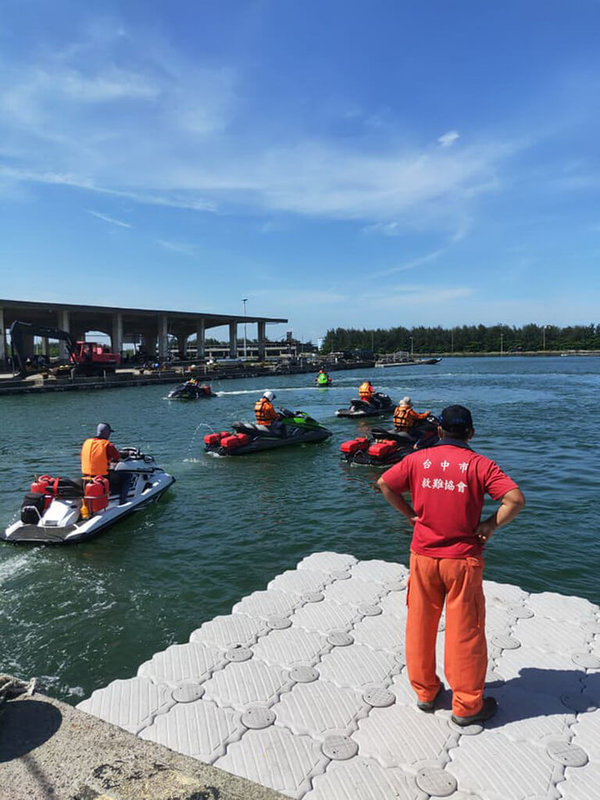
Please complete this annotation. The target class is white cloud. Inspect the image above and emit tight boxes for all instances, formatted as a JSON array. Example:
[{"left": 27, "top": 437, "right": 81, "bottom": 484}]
[
  {"left": 362, "top": 221, "right": 400, "bottom": 235},
  {"left": 360, "top": 284, "right": 475, "bottom": 309},
  {"left": 156, "top": 239, "right": 197, "bottom": 256},
  {"left": 438, "top": 130, "right": 460, "bottom": 147},
  {"left": 372, "top": 249, "right": 446, "bottom": 278},
  {"left": 86, "top": 209, "right": 131, "bottom": 228},
  {"left": 0, "top": 166, "right": 217, "bottom": 211},
  {"left": 55, "top": 68, "right": 159, "bottom": 102},
  {"left": 0, "top": 25, "right": 518, "bottom": 233},
  {"left": 251, "top": 288, "right": 349, "bottom": 305},
  {"left": 211, "top": 140, "right": 510, "bottom": 225}
]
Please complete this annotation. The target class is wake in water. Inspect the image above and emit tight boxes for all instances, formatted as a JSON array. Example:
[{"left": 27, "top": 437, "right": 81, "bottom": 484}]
[
  {"left": 0, "top": 551, "right": 40, "bottom": 587},
  {"left": 184, "top": 422, "right": 215, "bottom": 461},
  {"left": 217, "top": 386, "right": 315, "bottom": 396}
]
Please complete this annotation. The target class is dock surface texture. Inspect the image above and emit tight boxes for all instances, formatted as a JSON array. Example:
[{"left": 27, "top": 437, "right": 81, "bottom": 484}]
[{"left": 74, "top": 552, "right": 600, "bottom": 800}]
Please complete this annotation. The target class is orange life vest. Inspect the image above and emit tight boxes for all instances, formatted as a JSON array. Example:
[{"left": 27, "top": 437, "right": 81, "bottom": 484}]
[
  {"left": 81, "top": 438, "right": 111, "bottom": 476},
  {"left": 254, "top": 398, "right": 278, "bottom": 425},
  {"left": 359, "top": 382, "right": 374, "bottom": 400},
  {"left": 393, "top": 405, "right": 427, "bottom": 430},
  {"left": 393, "top": 405, "right": 414, "bottom": 430}
]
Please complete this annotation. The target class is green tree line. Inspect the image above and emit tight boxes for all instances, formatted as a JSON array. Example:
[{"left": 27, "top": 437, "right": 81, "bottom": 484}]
[{"left": 322, "top": 323, "right": 600, "bottom": 354}]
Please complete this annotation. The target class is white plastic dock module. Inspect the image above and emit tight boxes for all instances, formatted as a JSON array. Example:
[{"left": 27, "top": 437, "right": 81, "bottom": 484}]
[{"left": 78, "top": 552, "right": 600, "bottom": 799}]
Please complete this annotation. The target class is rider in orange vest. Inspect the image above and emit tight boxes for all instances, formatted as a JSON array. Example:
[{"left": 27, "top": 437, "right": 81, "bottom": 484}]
[
  {"left": 81, "top": 423, "right": 121, "bottom": 476},
  {"left": 254, "top": 391, "right": 280, "bottom": 425},
  {"left": 359, "top": 380, "right": 375, "bottom": 403},
  {"left": 81, "top": 423, "right": 130, "bottom": 504},
  {"left": 254, "top": 391, "right": 285, "bottom": 436},
  {"left": 393, "top": 396, "right": 430, "bottom": 431}
]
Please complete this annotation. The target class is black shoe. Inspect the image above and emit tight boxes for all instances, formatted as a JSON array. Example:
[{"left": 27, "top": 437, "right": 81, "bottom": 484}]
[
  {"left": 417, "top": 685, "right": 443, "bottom": 712},
  {"left": 451, "top": 697, "right": 497, "bottom": 726}
]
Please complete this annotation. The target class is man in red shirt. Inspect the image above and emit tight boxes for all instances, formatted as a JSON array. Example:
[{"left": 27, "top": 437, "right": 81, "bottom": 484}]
[{"left": 378, "top": 405, "right": 525, "bottom": 726}]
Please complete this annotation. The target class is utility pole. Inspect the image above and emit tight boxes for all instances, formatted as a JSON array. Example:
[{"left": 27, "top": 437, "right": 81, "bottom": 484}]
[
  {"left": 410, "top": 336, "right": 414, "bottom": 359},
  {"left": 242, "top": 298, "right": 248, "bottom": 359},
  {"left": 500, "top": 332, "right": 504, "bottom": 356},
  {"left": 542, "top": 325, "right": 549, "bottom": 351}
]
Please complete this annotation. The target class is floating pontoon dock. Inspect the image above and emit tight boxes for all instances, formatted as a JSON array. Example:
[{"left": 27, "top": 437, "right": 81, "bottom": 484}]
[{"left": 77, "top": 551, "right": 600, "bottom": 799}]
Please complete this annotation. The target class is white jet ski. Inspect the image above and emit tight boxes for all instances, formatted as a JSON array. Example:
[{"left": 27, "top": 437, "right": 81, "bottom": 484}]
[{"left": 2, "top": 447, "right": 175, "bottom": 544}]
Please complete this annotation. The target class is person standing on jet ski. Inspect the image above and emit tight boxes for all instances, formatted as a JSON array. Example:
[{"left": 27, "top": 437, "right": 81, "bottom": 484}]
[
  {"left": 254, "top": 391, "right": 285, "bottom": 436},
  {"left": 81, "top": 423, "right": 130, "bottom": 504},
  {"left": 359, "top": 380, "right": 375, "bottom": 404}
]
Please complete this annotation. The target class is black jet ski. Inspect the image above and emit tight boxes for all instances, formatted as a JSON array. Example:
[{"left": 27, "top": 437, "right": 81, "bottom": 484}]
[
  {"left": 2, "top": 448, "right": 175, "bottom": 544},
  {"left": 336, "top": 392, "right": 394, "bottom": 418},
  {"left": 340, "top": 416, "right": 440, "bottom": 466},
  {"left": 204, "top": 410, "right": 332, "bottom": 455},
  {"left": 168, "top": 381, "right": 216, "bottom": 400}
]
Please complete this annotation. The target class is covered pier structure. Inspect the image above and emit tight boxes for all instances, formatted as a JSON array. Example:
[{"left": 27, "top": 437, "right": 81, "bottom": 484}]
[{"left": 0, "top": 299, "right": 287, "bottom": 364}]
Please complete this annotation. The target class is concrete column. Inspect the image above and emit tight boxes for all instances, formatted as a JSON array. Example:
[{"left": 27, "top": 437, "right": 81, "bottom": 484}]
[
  {"left": 196, "top": 319, "right": 205, "bottom": 359},
  {"left": 229, "top": 321, "right": 237, "bottom": 358},
  {"left": 0, "top": 307, "right": 5, "bottom": 363},
  {"left": 140, "top": 330, "right": 156, "bottom": 358},
  {"left": 111, "top": 312, "right": 123, "bottom": 356},
  {"left": 158, "top": 315, "right": 169, "bottom": 360},
  {"left": 257, "top": 321, "right": 266, "bottom": 361},
  {"left": 176, "top": 333, "right": 188, "bottom": 358},
  {"left": 58, "top": 310, "right": 70, "bottom": 359}
]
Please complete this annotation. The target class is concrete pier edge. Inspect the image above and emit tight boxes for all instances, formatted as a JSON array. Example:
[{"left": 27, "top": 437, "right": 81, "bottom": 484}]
[{"left": 0, "top": 690, "right": 286, "bottom": 800}]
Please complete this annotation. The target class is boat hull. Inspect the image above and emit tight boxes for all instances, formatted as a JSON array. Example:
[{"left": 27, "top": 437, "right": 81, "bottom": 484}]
[
  {"left": 3, "top": 454, "right": 175, "bottom": 545},
  {"left": 207, "top": 427, "right": 332, "bottom": 456}
]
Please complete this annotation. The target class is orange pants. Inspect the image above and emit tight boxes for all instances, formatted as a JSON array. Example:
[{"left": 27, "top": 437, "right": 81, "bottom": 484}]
[{"left": 406, "top": 551, "right": 487, "bottom": 717}]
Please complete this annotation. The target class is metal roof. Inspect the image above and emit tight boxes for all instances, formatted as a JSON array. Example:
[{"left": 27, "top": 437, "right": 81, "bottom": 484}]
[{"left": 0, "top": 298, "right": 287, "bottom": 335}]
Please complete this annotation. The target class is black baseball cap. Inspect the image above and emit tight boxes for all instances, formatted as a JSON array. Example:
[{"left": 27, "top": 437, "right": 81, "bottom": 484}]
[
  {"left": 96, "top": 422, "right": 114, "bottom": 438},
  {"left": 440, "top": 405, "right": 473, "bottom": 433}
]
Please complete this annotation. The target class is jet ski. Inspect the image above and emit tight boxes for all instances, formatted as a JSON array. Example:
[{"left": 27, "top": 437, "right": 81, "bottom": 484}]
[
  {"left": 168, "top": 381, "right": 216, "bottom": 400},
  {"left": 2, "top": 448, "right": 175, "bottom": 544},
  {"left": 315, "top": 372, "right": 332, "bottom": 387},
  {"left": 204, "top": 410, "right": 332, "bottom": 455},
  {"left": 340, "top": 416, "right": 440, "bottom": 466},
  {"left": 336, "top": 392, "right": 394, "bottom": 418}
]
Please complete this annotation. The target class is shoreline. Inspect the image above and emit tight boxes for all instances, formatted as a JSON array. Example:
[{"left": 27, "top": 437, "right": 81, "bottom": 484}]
[{"left": 1, "top": 350, "right": 597, "bottom": 396}]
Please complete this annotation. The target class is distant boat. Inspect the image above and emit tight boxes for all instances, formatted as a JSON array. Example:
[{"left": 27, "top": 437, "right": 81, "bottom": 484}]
[{"left": 375, "top": 353, "right": 442, "bottom": 368}]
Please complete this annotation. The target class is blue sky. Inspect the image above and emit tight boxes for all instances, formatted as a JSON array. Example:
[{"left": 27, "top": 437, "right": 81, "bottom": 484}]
[{"left": 1, "top": 0, "right": 599, "bottom": 343}]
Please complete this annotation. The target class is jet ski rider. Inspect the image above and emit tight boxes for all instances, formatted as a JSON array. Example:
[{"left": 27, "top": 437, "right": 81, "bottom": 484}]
[
  {"left": 393, "top": 396, "right": 430, "bottom": 431},
  {"left": 315, "top": 368, "right": 331, "bottom": 385},
  {"left": 359, "top": 380, "right": 375, "bottom": 404},
  {"left": 254, "top": 391, "right": 285, "bottom": 437},
  {"left": 393, "top": 396, "right": 431, "bottom": 447},
  {"left": 81, "top": 422, "right": 131, "bottom": 505}
]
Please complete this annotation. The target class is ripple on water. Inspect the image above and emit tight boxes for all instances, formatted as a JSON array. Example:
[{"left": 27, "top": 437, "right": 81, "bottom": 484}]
[{"left": 0, "top": 358, "right": 599, "bottom": 702}]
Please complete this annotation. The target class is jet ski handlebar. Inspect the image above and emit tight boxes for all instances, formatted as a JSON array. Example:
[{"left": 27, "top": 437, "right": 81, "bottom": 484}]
[{"left": 119, "top": 446, "right": 142, "bottom": 460}]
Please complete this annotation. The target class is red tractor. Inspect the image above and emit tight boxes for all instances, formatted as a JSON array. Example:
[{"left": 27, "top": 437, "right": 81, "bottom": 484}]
[
  {"left": 70, "top": 340, "right": 120, "bottom": 372},
  {"left": 9, "top": 321, "right": 121, "bottom": 377}
]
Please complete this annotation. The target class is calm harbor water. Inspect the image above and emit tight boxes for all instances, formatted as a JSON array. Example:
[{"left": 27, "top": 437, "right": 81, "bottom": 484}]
[{"left": 1, "top": 357, "right": 598, "bottom": 703}]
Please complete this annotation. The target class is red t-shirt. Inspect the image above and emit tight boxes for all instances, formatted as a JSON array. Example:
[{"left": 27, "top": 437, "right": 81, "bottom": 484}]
[{"left": 381, "top": 441, "right": 518, "bottom": 558}]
